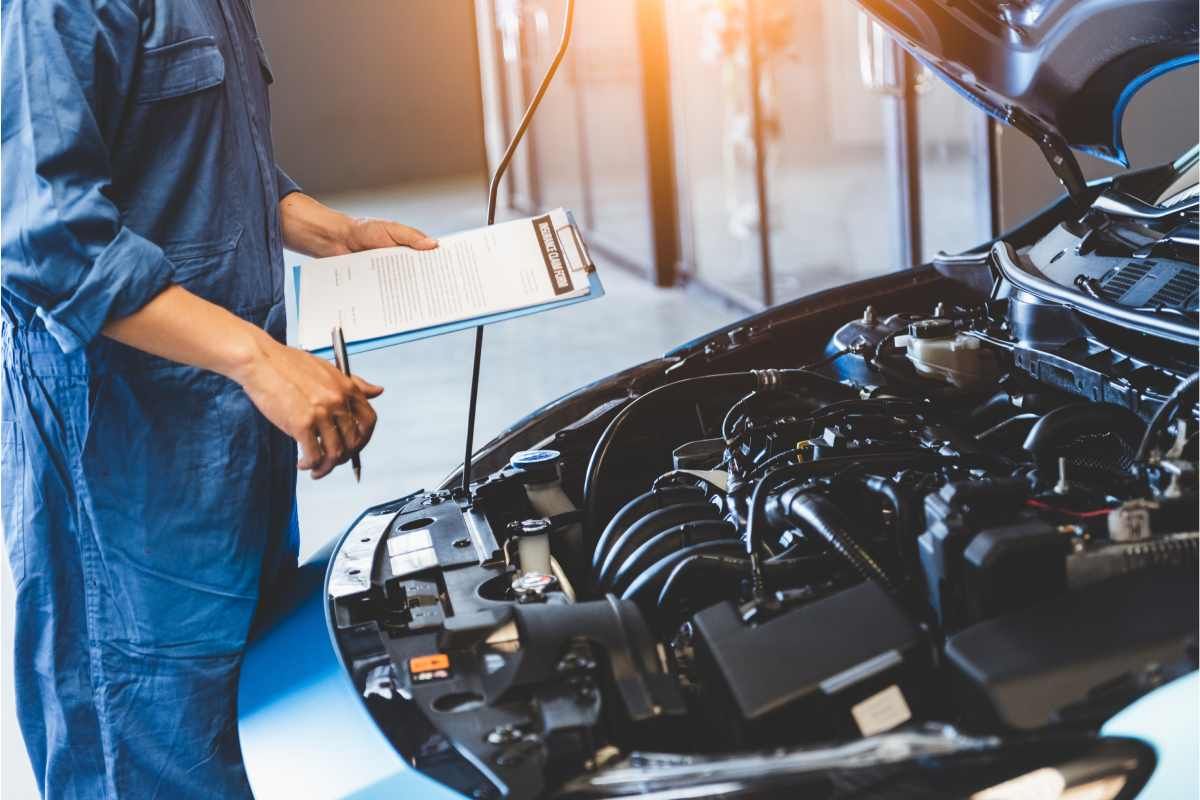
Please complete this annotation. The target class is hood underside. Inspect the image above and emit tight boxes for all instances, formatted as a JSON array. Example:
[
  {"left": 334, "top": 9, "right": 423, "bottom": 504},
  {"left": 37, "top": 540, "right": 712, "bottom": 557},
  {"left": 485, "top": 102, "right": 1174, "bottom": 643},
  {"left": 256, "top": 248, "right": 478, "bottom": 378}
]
[{"left": 856, "top": 0, "right": 1198, "bottom": 166}]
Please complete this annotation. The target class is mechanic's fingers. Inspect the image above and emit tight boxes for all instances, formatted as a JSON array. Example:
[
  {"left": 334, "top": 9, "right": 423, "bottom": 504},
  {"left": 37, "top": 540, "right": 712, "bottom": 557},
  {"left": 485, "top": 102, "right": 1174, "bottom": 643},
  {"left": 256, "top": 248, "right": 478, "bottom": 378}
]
[
  {"left": 348, "top": 393, "right": 379, "bottom": 447},
  {"left": 385, "top": 221, "right": 437, "bottom": 250},
  {"left": 313, "top": 416, "right": 347, "bottom": 479},
  {"left": 297, "top": 427, "right": 323, "bottom": 471},
  {"left": 332, "top": 406, "right": 363, "bottom": 453},
  {"left": 352, "top": 374, "right": 384, "bottom": 398}
]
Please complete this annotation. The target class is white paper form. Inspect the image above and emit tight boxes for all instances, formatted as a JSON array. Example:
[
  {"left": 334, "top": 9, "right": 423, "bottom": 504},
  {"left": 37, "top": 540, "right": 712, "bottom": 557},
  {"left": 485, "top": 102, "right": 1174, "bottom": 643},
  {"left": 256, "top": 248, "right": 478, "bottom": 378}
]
[{"left": 296, "top": 208, "right": 590, "bottom": 351}]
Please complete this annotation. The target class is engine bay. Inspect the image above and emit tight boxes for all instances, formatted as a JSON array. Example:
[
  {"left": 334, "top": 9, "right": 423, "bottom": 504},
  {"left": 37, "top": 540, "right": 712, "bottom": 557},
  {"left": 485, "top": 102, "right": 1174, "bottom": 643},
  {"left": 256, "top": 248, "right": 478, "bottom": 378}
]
[{"left": 324, "top": 175, "right": 1198, "bottom": 798}]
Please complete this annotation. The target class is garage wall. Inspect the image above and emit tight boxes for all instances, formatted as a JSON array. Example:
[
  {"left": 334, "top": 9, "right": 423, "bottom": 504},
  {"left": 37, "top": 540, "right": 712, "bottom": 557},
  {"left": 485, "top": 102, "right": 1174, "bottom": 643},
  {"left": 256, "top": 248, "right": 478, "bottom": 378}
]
[
  {"left": 997, "top": 65, "right": 1199, "bottom": 229},
  {"left": 256, "top": 1, "right": 488, "bottom": 195}
]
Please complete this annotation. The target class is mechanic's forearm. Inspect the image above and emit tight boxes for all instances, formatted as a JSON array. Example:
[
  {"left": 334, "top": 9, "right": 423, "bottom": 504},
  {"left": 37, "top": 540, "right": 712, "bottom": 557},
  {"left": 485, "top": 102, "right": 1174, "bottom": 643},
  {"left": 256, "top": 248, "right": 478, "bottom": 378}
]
[
  {"left": 101, "top": 284, "right": 273, "bottom": 382},
  {"left": 279, "top": 192, "right": 355, "bottom": 258}
]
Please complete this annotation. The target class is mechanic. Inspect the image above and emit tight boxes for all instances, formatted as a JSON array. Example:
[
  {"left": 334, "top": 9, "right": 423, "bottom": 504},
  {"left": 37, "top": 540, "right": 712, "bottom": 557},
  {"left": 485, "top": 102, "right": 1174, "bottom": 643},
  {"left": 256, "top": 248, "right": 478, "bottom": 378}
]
[{"left": 2, "top": 1, "right": 437, "bottom": 796}]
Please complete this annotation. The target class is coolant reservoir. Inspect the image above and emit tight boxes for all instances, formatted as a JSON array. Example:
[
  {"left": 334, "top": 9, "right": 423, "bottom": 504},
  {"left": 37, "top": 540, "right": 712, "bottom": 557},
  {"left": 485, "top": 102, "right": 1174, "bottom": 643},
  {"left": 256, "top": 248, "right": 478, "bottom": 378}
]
[
  {"left": 509, "top": 449, "right": 583, "bottom": 558},
  {"left": 509, "top": 518, "right": 554, "bottom": 576},
  {"left": 900, "top": 319, "right": 998, "bottom": 388}
]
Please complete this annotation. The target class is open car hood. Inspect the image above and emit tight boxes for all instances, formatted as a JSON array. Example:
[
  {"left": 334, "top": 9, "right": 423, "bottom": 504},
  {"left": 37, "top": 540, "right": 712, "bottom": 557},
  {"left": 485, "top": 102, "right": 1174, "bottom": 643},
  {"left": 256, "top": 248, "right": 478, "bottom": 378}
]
[{"left": 856, "top": 0, "right": 1198, "bottom": 167}]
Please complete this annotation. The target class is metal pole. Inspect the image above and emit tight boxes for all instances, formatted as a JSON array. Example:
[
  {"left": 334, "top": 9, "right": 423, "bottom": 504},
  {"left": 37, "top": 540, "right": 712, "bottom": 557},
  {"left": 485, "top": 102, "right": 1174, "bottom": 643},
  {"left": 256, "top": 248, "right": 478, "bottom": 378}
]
[
  {"left": 636, "top": 0, "right": 682, "bottom": 287},
  {"left": 885, "top": 46, "right": 922, "bottom": 267}
]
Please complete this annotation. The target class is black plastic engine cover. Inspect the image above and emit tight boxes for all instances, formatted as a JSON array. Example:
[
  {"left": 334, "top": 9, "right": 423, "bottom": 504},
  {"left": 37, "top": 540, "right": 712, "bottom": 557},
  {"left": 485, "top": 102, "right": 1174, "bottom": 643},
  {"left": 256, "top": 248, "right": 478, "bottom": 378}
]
[
  {"left": 945, "top": 566, "right": 1199, "bottom": 731},
  {"left": 690, "top": 581, "right": 929, "bottom": 747}
]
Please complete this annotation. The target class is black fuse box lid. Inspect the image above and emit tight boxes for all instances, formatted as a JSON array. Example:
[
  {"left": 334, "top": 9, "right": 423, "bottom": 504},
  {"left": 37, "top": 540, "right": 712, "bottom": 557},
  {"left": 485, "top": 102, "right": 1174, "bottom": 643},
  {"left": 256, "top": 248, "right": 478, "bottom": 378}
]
[{"left": 946, "top": 566, "right": 1198, "bottom": 730}]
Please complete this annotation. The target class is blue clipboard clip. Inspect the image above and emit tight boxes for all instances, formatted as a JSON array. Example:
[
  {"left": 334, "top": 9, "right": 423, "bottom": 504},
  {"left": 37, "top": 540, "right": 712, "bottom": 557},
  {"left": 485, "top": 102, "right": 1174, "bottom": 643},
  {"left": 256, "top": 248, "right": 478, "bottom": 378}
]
[{"left": 294, "top": 212, "right": 604, "bottom": 358}]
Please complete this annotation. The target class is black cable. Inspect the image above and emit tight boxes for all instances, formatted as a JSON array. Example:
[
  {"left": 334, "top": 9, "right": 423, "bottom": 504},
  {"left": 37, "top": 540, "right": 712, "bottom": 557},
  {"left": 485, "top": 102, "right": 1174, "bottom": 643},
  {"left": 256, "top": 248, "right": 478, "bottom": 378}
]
[
  {"left": 721, "top": 390, "right": 759, "bottom": 443},
  {"left": 803, "top": 347, "right": 852, "bottom": 372},
  {"left": 720, "top": 352, "right": 851, "bottom": 446},
  {"left": 1135, "top": 371, "right": 1200, "bottom": 462},
  {"left": 655, "top": 551, "right": 822, "bottom": 623},
  {"left": 461, "top": 0, "right": 575, "bottom": 495}
]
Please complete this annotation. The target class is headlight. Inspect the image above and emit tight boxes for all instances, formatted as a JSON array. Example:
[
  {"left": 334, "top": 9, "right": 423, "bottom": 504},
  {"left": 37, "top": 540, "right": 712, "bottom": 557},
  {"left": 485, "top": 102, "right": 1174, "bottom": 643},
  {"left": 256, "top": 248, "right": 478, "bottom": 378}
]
[
  {"left": 973, "top": 769, "right": 1126, "bottom": 800},
  {"left": 970, "top": 738, "right": 1152, "bottom": 800}
]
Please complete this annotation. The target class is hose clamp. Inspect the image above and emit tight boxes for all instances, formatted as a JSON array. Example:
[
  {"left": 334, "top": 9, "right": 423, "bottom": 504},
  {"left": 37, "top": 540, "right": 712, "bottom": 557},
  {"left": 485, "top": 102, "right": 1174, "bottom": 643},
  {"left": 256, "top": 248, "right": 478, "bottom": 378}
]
[{"left": 754, "top": 369, "right": 782, "bottom": 390}]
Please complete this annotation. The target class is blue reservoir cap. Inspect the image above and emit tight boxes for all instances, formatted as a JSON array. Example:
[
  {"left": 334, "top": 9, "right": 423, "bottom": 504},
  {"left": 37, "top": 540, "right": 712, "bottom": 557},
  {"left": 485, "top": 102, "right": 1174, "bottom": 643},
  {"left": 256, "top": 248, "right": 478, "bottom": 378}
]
[{"left": 509, "top": 449, "right": 561, "bottom": 481}]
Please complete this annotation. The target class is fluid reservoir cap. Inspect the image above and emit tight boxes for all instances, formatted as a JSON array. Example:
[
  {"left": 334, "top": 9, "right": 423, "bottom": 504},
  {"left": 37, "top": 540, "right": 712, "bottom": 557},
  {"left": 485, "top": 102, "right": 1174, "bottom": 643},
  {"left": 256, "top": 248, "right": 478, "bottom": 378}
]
[
  {"left": 508, "top": 517, "right": 553, "bottom": 537},
  {"left": 908, "top": 318, "right": 955, "bottom": 340},
  {"left": 509, "top": 449, "right": 561, "bottom": 481}
]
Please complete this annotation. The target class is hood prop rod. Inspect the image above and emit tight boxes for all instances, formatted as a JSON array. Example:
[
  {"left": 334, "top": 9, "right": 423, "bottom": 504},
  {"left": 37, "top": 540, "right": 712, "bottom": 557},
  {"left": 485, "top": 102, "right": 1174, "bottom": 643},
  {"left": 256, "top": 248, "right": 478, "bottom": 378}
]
[{"left": 459, "top": 0, "right": 576, "bottom": 498}]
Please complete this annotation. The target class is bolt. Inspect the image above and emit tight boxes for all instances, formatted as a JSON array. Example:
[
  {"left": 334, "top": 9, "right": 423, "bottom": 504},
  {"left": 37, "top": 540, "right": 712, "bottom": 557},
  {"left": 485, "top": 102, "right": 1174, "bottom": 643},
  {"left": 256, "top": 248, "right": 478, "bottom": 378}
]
[
  {"left": 1053, "top": 457, "right": 1071, "bottom": 495},
  {"left": 486, "top": 723, "right": 523, "bottom": 745},
  {"left": 453, "top": 537, "right": 471, "bottom": 549}
]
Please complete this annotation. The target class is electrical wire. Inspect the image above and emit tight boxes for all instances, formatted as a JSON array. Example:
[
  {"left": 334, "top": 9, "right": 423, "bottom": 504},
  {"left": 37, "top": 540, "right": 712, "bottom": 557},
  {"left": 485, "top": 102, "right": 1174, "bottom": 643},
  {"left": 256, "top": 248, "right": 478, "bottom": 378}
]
[{"left": 1025, "top": 499, "right": 1114, "bottom": 519}]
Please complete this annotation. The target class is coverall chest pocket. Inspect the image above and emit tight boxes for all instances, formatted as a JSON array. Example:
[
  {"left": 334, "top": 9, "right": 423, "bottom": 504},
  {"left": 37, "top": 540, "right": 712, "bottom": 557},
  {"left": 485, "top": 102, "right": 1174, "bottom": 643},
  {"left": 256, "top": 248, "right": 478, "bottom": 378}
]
[
  {"left": 124, "top": 36, "right": 244, "bottom": 284},
  {"left": 135, "top": 36, "right": 226, "bottom": 103}
]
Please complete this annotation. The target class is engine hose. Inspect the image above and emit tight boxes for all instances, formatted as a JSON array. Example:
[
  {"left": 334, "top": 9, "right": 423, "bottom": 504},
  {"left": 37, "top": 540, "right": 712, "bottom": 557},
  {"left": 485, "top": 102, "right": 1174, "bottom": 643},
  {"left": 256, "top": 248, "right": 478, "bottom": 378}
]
[
  {"left": 583, "top": 372, "right": 758, "bottom": 542},
  {"left": 619, "top": 540, "right": 746, "bottom": 614},
  {"left": 968, "top": 391, "right": 1017, "bottom": 432},
  {"left": 653, "top": 552, "right": 823, "bottom": 631},
  {"left": 592, "top": 485, "right": 705, "bottom": 580},
  {"left": 779, "top": 489, "right": 897, "bottom": 594},
  {"left": 860, "top": 475, "right": 917, "bottom": 575},
  {"left": 745, "top": 450, "right": 952, "bottom": 562},
  {"left": 583, "top": 369, "right": 851, "bottom": 542},
  {"left": 597, "top": 502, "right": 720, "bottom": 589},
  {"left": 1135, "top": 372, "right": 1200, "bottom": 462},
  {"left": 975, "top": 413, "right": 1039, "bottom": 443},
  {"left": 1022, "top": 402, "right": 1145, "bottom": 459},
  {"left": 610, "top": 519, "right": 735, "bottom": 595}
]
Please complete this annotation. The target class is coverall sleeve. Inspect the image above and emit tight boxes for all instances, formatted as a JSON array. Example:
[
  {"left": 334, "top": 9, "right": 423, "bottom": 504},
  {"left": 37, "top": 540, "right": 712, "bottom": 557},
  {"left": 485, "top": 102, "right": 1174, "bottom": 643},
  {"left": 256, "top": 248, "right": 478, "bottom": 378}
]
[
  {"left": 276, "top": 165, "right": 302, "bottom": 200},
  {"left": 2, "top": 0, "right": 175, "bottom": 354}
]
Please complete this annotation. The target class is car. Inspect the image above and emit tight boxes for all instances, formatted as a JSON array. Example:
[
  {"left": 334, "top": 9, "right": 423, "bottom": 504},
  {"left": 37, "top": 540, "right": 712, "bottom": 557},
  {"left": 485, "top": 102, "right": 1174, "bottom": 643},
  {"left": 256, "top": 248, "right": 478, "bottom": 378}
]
[{"left": 236, "top": 0, "right": 1199, "bottom": 797}]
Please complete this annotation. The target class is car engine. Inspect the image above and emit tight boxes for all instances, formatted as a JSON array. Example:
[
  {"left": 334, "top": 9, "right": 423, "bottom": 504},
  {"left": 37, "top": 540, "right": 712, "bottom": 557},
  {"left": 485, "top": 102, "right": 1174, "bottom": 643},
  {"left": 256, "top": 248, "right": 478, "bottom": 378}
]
[{"left": 323, "top": 175, "right": 1198, "bottom": 798}]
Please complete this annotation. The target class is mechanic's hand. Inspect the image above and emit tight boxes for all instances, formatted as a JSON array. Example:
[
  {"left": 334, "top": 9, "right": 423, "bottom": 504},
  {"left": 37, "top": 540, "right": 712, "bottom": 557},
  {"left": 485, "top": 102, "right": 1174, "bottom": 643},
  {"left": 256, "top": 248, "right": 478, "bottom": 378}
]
[
  {"left": 279, "top": 192, "right": 438, "bottom": 258},
  {"left": 236, "top": 338, "right": 383, "bottom": 479},
  {"left": 343, "top": 216, "right": 438, "bottom": 253}
]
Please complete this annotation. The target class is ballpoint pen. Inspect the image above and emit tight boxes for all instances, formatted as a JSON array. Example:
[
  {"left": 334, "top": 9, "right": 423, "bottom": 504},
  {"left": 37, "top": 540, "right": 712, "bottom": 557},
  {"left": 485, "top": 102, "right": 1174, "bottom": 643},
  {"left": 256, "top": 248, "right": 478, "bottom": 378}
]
[{"left": 331, "top": 324, "right": 362, "bottom": 482}]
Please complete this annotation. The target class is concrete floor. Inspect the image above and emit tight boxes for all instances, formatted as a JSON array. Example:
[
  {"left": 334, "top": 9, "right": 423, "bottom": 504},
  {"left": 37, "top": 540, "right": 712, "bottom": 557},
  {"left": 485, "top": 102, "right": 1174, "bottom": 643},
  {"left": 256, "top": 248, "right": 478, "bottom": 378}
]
[{"left": 0, "top": 176, "right": 739, "bottom": 798}]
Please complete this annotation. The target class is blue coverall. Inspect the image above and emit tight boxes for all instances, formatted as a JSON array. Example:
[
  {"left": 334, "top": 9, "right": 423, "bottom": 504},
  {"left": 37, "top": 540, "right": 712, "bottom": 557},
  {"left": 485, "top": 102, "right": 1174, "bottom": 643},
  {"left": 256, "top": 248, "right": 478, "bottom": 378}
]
[{"left": 3, "top": 1, "right": 300, "bottom": 796}]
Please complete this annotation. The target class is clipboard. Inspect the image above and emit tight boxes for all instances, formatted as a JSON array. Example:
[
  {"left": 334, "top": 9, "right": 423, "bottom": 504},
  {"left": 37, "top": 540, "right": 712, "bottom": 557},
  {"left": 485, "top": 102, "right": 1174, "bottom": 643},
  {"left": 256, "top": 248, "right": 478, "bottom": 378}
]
[{"left": 294, "top": 213, "right": 605, "bottom": 358}]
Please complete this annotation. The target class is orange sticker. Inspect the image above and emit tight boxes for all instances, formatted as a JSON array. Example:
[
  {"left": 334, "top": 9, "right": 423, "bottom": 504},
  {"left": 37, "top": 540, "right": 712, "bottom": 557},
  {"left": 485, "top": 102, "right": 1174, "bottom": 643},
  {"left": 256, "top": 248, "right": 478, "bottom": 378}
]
[{"left": 409, "top": 653, "right": 451, "bottom": 673}]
